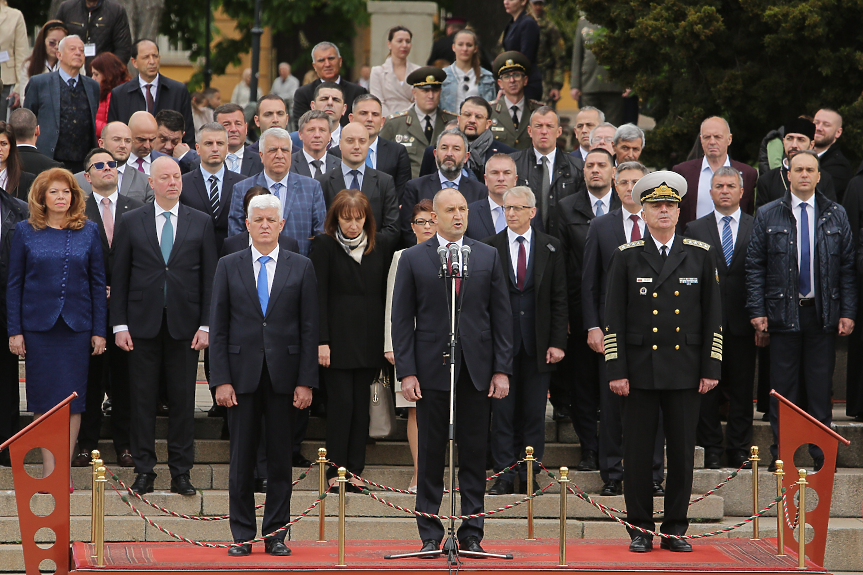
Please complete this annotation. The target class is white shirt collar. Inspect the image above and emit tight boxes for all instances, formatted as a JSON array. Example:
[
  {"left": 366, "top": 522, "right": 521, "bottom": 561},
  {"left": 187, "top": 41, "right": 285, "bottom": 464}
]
[
  {"left": 341, "top": 161, "right": 366, "bottom": 180},
  {"left": 415, "top": 105, "right": 437, "bottom": 127},
  {"left": 228, "top": 146, "right": 245, "bottom": 161},
  {"left": 714, "top": 208, "right": 741, "bottom": 226},
  {"left": 504, "top": 95, "right": 525, "bottom": 112},
  {"left": 701, "top": 155, "right": 731, "bottom": 174},
  {"left": 264, "top": 171, "right": 291, "bottom": 190},
  {"left": 791, "top": 192, "right": 816, "bottom": 211},
  {"left": 127, "top": 155, "right": 150, "bottom": 169},
  {"left": 488, "top": 195, "right": 503, "bottom": 210},
  {"left": 534, "top": 147, "right": 557, "bottom": 167},
  {"left": 138, "top": 74, "right": 160, "bottom": 90},
  {"left": 368, "top": 137, "right": 379, "bottom": 157},
  {"left": 251, "top": 242, "right": 280, "bottom": 262},
  {"left": 579, "top": 147, "right": 589, "bottom": 160},
  {"left": 439, "top": 170, "right": 461, "bottom": 187},
  {"left": 303, "top": 149, "right": 327, "bottom": 164},
  {"left": 436, "top": 234, "right": 463, "bottom": 248},
  {"left": 330, "top": 123, "right": 342, "bottom": 145},
  {"left": 622, "top": 206, "right": 642, "bottom": 219},
  {"left": 200, "top": 163, "right": 225, "bottom": 182},
  {"left": 93, "top": 189, "right": 120, "bottom": 205},
  {"left": 507, "top": 226, "right": 533, "bottom": 245},
  {"left": 588, "top": 189, "right": 612, "bottom": 213},
  {"left": 652, "top": 233, "right": 675, "bottom": 253},
  {"left": 155, "top": 201, "right": 179, "bottom": 219}
]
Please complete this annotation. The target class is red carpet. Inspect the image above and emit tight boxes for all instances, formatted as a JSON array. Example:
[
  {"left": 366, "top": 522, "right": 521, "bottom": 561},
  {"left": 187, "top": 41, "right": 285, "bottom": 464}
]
[{"left": 71, "top": 538, "right": 827, "bottom": 573}]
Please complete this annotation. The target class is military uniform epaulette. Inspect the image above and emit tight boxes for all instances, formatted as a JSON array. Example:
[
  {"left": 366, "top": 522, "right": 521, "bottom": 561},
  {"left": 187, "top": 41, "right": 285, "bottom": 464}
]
[
  {"left": 386, "top": 110, "right": 409, "bottom": 120},
  {"left": 618, "top": 240, "right": 644, "bottom": 251},
  {"left": 528, "top": 99, "right": 543, "bottom": 108},
  {"left": 683, "top": 238, "right": 711, "bottom": 250},
  {"left": 441, "top": 109, "right": 458, "bottom": 116}
]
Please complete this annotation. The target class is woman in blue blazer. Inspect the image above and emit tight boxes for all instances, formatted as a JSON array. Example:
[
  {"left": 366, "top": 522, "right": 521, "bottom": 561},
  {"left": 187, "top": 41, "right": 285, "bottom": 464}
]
[
  {"left": 500, "top": 0, "right": 542, "bottom": 101},
  {"left": 7, "top": 168, "right": 107, "bottom": 485}
]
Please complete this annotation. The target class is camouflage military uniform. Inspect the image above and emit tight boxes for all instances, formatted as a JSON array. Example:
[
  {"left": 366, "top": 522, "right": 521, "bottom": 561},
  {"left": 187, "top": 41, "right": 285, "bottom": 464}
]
[{"left": 535, "top": 15, "right": 566, "bottom": 107}]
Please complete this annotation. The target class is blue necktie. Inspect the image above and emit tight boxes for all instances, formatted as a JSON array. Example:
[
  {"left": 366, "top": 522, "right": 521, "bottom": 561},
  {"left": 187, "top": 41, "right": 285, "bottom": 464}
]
[
  {"left": 443, "top": 179, "right": 458, "bottom": 189},
  {"left": 365, "top": 150, "right": 374, "bottom": 169},
  {"left": 161, "top": 212, "right": 173, "bottom": 305},
  {"left": 721, "top": 215, "right": 734, "bottom": 267},
  {"left": 227, "top": 153, "right": 239, "bottom": 173},
  {"left": 799, "top": 203, "right": 811, "bottom": 296},
  {"left": 494, "top": 206, "right": 506, "bottom": 233},
  {"left": 348, "top": 169, "right": 360, "bottom": 190},
  {"left": 257, "top": 255, "right": 271, "bottom": 315},
  {"left": 595, "top": 199, "right": 605, "bottom": 217},
  {"left": 271, "top": 182, "right": 283, "bottom": 204}
]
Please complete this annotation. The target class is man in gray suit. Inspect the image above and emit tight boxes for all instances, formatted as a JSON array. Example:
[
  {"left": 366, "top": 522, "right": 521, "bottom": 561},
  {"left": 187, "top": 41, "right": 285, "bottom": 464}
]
[
  {"left": 291, "top": 110, "right": 339, "bottom": 179},
  {"left": 24, "top": 35, "right": 100, "bottom": 173},
  {"left": 75, "top": 122, "right": 154, "bottom": 203}
]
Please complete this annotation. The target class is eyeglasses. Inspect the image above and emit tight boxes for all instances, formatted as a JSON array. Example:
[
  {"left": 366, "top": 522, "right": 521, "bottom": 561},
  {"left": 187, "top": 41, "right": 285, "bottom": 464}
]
[
  {"left": 412, "top": 218, "right": 435, "bottom": 226},
  {"left": 592, "top": 136, "right": 614, "bottom": 144},
  {"left": 500, "top": 72, "right": 525, "bottom": 81},
  {"left": 88, "top": 161, "right": 118, "bottom": 171},
  {"left": 503, "top": 205, "right": 532, "bottom": 212}
]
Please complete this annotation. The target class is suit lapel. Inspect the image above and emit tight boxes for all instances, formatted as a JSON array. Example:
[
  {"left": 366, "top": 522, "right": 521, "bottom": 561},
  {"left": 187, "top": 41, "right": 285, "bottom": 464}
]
[
  {"left": 264, "top": 249, "right": 294, "bottom": 317},
  {"left": 407, "top": 107, "right": 428, "bottom": 147},
  {"left": 327, "top": 154, "right": 341, "bottom": 173},
  {"left": 611, "top": 209, "right": 626, "bottom": 245},
  {"left": 50, "top": 74, "right": 61, "bottom": 127},
  {"left": 282, "top": 173, "right": 299, "bottom": 221},
  {"left": 85, "top": 196, "right": 110, "bottom": 249},
  {"left": 141, "top": 203, "right": 161, "bottom": 257},
  {"left": 533, "top": 230, "right": 550, "bottom": 290},
  {"left": 120, "top": 168, "right": 133, "bottom": 195},
  {"left": 361, "top": 169, "right": 377, "bottom": 199},
  {"left": 477, "top": 202, "right": 495, "bottom": 237},
  {"left": 425, "top": 237, "right": 443, "bottom": 270},
  {"left": 640, "top": 236, "right": 664, "bottom": 277},
  {"left": 729, "top": 214, "right": 754, "bottom": 269},
  {"left": 192, "top": 170, "right": 212, "bottom": 216},
  {"left": 655, "top": 236, "right": 687, "bottom": 287},
  {"left": 237, "top": 248, "right": 261, "bottom": 315},
  {"left": 167, "top": 205, "right": 192, "bottom": 264}
]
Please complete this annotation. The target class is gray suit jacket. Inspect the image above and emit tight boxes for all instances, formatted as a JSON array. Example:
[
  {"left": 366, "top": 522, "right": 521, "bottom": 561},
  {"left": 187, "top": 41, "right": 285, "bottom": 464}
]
[
  {"left": 24, "top": 71, "right": 100, "bottom": 159},
  {"left": 290, "top": 149, "right": 339, "bottom": 178},
  {"left": 75, "top": 167, "right": 154, "bottom": 203}
]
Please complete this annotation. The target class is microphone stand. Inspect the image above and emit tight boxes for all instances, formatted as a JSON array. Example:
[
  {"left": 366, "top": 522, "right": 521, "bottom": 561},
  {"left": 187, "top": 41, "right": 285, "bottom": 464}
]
[{"left": 386, "top": 243, "right": 513, "bottom": 563}]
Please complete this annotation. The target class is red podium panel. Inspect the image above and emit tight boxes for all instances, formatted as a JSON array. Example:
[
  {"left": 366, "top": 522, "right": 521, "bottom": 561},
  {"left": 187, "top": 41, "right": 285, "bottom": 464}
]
[
  {"left": 771, "top": 390, "right": 850, "bottom": 567},
  {"left": 0, "top": 393, "right": 75, "bottom": 575}
]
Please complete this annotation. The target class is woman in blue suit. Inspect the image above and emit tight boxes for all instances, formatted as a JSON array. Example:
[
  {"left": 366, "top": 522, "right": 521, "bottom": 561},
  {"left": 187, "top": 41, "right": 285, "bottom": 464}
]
[
  {"left": 7, "top": 168, "right": 107, "bottom": 485},
  {"left": 500, "top": 0, "right": 542, "bottom": 101}
]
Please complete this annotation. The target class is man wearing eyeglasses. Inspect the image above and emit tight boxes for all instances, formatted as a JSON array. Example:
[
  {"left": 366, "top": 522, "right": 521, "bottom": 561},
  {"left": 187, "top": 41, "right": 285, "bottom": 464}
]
[
  {"left": 489, "top": 52, "right": 542, "bottom": 150},
  {"left": 485, "top": 185, "right": 567, "bottom": 495},
  {"left": 76, "top": 147, "right": 144, "bottom": 471}
]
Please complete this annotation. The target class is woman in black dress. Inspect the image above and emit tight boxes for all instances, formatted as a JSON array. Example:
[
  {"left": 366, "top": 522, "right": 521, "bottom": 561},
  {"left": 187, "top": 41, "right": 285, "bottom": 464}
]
[{"left": 500, "top": 0, "right": 542, "bottom": 101}]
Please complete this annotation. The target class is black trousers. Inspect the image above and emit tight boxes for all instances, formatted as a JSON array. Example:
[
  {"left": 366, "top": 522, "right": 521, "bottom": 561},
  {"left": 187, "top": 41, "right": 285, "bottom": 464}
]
[
  {"left": 79, "top": 335, "right": 131, "bottom": 454},
  {"left": 697, "top": 333, "right": 756, "bottom": 458},
  {"left": 324, "top": 367, "right": 376, "bottom": 479},
  {"left": 0, "top": 347, "right": 20, "bottom": 464},
  {"left": 557, "top": 332, "right": 599, "bottom": 453},
  {"left": 227, "top": 363, "right": 294, "bottom": 543},
  {"left": 416, "top": 361, "right": 491, "bottom": 543},
  {"left": 128, "top": 312, "right": 198, "bottom": 476},
  {"left": 623, "top": 387, "right": 700, "bottom": 537},
  {"left": 768, "top": 306, "right": 834, "bottom": 461},
  {"left": 491, "top": 347, "right": 550, "bottom": 483}
]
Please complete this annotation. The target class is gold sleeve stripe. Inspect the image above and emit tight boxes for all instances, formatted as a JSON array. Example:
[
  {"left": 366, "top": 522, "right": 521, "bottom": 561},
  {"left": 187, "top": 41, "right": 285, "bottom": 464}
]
[
  {"left": 710, "top": 351, "right": 722, "bottom": 361},
  {"left": 605, "top": 352, "right": 618, "bottom": 361}
]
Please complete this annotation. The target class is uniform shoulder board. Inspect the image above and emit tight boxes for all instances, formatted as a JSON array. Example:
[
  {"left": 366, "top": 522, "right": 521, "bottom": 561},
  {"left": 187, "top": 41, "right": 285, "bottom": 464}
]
[
  {"left": 386, "top": 110, "right": 408, "bottom": 120},
  {"left": 441, "top": 109, "right": 458, "bottom": 117},
  {"left": 494, "top": 100, "right": 503, "bottom": 113},
  {"left": 618, "top": 240, "right": 644, "bottom": 251},
  {"left": 683, "top": 238, "right": 711, "bottom": 250},
  {"left": 528, "top": 99, "right": 544, "bottom": 109}
]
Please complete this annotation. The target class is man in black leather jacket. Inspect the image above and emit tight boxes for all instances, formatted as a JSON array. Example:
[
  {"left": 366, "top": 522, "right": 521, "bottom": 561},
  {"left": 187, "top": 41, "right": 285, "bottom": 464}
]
[{"left": 745, "top": 150, "right": 856, "bottom": 470}]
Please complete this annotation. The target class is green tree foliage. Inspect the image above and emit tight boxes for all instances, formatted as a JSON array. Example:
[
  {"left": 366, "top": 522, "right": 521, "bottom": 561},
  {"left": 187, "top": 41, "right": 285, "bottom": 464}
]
[{"left": 568, "top": 0, "right": 863, "bottom": 167}]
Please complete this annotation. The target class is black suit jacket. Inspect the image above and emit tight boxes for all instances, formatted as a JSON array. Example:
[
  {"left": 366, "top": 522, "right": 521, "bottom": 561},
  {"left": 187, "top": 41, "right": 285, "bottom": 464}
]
[
  {"left": 111, "top": 202, "right": 218, "bottom": 340},
  {"left": 684, "top": 212, "right": 756, "bottom": 337},
  {"left": 291, "top": 78, "right": 367, "bottom": 130},
  {"left": 819, "top": 144, "right": 853, "bottom": 201},
  {"left": 179, "top": 167, "right": 246, "bottom": 254},
  {"left": 328, "top": 137, "right": 412, "bottom": 202},
  {"left": 419, "top": 140, "right": 518, "bottom": 181},
  {"left": 316, "top": 165, "right": 399, "bottom": 242},
  {"left": 556, "top": 189, "right": 621, "bottom": 327},
  {"left": 511, "top": 147, "right": 584, "bottom": 239},
  {"left": 221, "top": 232, "right": 299, "bottom": 257},
  {"left": 225, "top": 145, "right": 264, "bottom": 177},
  {"left": 756, "top": 165, "right": 836, "bottom": 209},
  {"left": 391, "top": 236, "right": 513, "bottom": 390},
  {"left": 569, "top": 150, "right": 585, "bottom": 171},
  {"left": 400, "top": 174, "right": 489, "bottom": 245},
  {"left": 5, "top": 172, "right": 35, "bottom": 201},
  {"left": 0, "top": 191, "right": 28, "bottom": 336},
  {"left": 465, "top": 197, "right": 540, "bottom": 241},
  {"left": 291, "top": 149, "right": 340, "bottom": 178},
  {"left": 17, "top": 146, "right": 63, "bottom": 176},
  {"left": 84, "top": 192, "right": 145, "bottom": 286},
  {"left": 107, "top": 74, "right": 195, "bottom": 147},
  {"left": 209, "top": 247, "right": 319, "bottom": 394},
  {"left": 484, "top": 228, "right": 568, "bottom": 371},
  {"left": 673, "top": 157, "right": 758, "bottom": 228}
]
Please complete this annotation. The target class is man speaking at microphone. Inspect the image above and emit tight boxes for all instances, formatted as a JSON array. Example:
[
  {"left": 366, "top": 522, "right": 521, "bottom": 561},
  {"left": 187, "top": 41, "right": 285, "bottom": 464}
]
[{"left": 392, "top": 188, "right": 513, "bottom": 555}]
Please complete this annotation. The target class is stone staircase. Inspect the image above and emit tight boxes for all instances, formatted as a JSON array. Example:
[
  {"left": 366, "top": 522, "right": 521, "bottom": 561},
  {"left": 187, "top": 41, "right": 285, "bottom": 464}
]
[{"left": 1, "top": 401, "right": 861, "bottom": 572}]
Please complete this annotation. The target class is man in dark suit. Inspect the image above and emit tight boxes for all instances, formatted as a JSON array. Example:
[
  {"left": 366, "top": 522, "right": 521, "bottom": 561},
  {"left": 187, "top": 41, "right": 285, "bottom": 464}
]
[
  {"left": 111, "top": 156, "right": 218, "bottom": 495},
  {"left": 247, "top": 95, "right": 290, "bottom": 157},
  {"left": 400, "top": 129, "right": 489, "bottom": 245},
  {"left": 813, "top": 108, "right": 852, "bottom": 202},
  {"left": 485, "top": 186, "right": 567, "bottom": 495},
  {"left": 684, "top": 166, "right": 758, "bottom": 470},
  {"left": 317, "top": 123, "right": 399, "bottom": 242},
  {"left": 212, "top": 103, "right": 264, "bottom": 177},
  {"left": 510, "top": 106, "right": 584, "bottom": 239},
  {"left": 604, "top": 171, "right": 723, "bottom": 553},
  {"left": 107, "top": 39, "right": 195, "bottom": 147},
  {"left": 392, "top": 188, "right": 512, "bottom": 554},
  {"left": 290, "top": 110, "right": 340, "bottom": 179},
  {"left": 569, "top": 106, "right": 604, "bottom": 170},
  {"left": 418, "top": 97, "right": 517, "bottom": 181},
  {"left": 0, "top": 187, "right": 28, "bottom": 467},
  {"left": 841, "top": 161, "right": 863, "bottom": 421},
  {"left": 75, "top": 148, "right": 144, "bottom": 469},
  {"left": 290, "top": 41, "right": 367, "bottom": 131},
  {"left": 9, "top": 109, "right": 64, "bottom": 176},
  {"left": 24, "top": 35, "right": 100, "bottom": 173},
  {"left": 179, "top": 123, "right": 245, "bottom": 255},
  {"left": 466, "top": 153, "right": 521, "bottom": 241},
  {"left": 76, "top": 122, "right": 154, "bottom": 202},
  {"left": 151, "top": 109, "right": 201, "bottom": 174},
  {"left": 555, "top": 148, "right": 620, "bottom": 473},
  {"left": 673, "top": 117, "right": 758, "bottom": 230},
  {"left": 210, "top": 193, "right": 318, "bottom": 557}
]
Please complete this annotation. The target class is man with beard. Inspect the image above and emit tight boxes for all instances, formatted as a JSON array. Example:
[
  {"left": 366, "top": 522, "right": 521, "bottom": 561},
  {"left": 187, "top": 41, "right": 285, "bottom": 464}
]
[
  {"left": 813, "top": 108, "right": 852, "bottom": 201},
  {"left": 419, "top": 97, "right": 517, "bottom": 181},
  {"left": 400, "top": 128, "right": 489, "bottom": 245}
]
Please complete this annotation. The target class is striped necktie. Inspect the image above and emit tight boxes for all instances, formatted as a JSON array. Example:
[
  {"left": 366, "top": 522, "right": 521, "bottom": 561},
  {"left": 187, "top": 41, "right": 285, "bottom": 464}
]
[
  {"left": 208, "top": 175, "right": 220, "bottom": 215},
  {"left": 721, "top": 215, "right": 733, "bottom": 266}
]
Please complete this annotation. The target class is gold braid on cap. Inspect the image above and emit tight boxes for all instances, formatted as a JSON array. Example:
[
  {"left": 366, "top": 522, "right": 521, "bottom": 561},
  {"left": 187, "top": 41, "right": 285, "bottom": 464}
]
[{"left": 641, "top": 183, "right": 681, "bottom": 203}]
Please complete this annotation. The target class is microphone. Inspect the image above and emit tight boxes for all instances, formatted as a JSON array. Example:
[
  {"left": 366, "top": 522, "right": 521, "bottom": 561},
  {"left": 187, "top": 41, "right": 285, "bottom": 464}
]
[
  {"left": 437, "top": 246, "right": 448, "bottom": 273},
  {"left": 460, "top": 245, "right": 471, "bottom": 277},
  {"left": 448, "top": 243, "right": 461, "bottom": 277}
]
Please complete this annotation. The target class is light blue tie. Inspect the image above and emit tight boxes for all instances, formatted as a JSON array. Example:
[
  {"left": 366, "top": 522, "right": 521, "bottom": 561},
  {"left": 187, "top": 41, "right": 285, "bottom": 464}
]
[
  {"left": 365, "top": 150, "right": 374, "bottom": 169},
  {"left": 227, "top": 153, "right": 239, "bottom": 173},
  {"left": 271, "top": 182, "right": 283, "bottom": 204},
  {"left": 257, "top": 256, "right": 271, "bottom": 315},
  {"left": 721, "top": 215, "right": 734, "bottom": 267},
  {"left": 799, "top": 203, "right": 811, "bottom": 296},
  {"left": 494, "top": 206, "right": 506, "bottom": 233},
  {"left": 595, "top": 199, "right": 605, "bottom": 217},
  {"left": 161, "top": 213, "right": 173, "bottom": 305},
  {"left": 348, "top": 169, "right": 360, "bottom": 190},
  {"left": 443, "top": 180, "right": 458, "bottom": 189}
]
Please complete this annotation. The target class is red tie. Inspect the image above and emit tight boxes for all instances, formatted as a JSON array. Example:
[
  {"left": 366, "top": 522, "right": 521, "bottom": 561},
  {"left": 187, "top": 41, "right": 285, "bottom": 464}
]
[
  {"left": 516, "top": 236, "right": 526, "bottom": 290},
  {"left": 629, "top": 214, "right": 642, "bottom": 242},
  {"left": 447, "top": 242, "right": 461, "bottom": 295},
  {"left": 145, "top": 83, "right": 155, "bottom": 114}
]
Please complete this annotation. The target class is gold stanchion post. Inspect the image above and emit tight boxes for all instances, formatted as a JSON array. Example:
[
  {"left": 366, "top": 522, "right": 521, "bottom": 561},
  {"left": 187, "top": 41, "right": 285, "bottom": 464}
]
[
  {"left": 525, "top": 446, "right": 535, "bottom": 541},
  {"left": 317, "top": 447, "right": 327, "bottom": 543},
  {"left": 94, "top": 465, "right": 106, "bottom": 567},
  {"left": 797, "top": 469, "right": 807, "bottom": 569},
  {"left": 337, "top": 467, "right": 347, "bottom": 566},
  {"left": 750, "top": 446, "right": 760, "bottom": 540},
  {"left": 558, "top": 467, "right": 569, "bottom": 566},
  {"left": 90, "top": 449, "right": 102, "bottom": 543},
  {"left": 775, "top": 460, "right": 786, "bottom": 556}
]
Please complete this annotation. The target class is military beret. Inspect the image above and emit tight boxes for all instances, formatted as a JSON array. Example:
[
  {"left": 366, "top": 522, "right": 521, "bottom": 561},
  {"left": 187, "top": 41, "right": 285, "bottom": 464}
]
[
  {"left": 407, "top": 66, "right": 446, "bottom": 89},
  {"left": 632, "top": 171, "right": 688, "bottom": 206},
  {"left": 783, "top": 117, "right": 816, "bottom": 141},
  {"left": 493, "top": 51, "right": 532, "bottom": 79}
]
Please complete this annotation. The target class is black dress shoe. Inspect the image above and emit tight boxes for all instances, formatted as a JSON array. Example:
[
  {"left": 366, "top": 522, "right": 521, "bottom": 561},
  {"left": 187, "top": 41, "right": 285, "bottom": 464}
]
[
  {"left": 552, "top": 406, "right": 572, "bottom": 421},
  {"left": 629, "top": 535, "right": 653, "bottom": 553},
  {"left": 170, "top": 473, "right": 197, "bottom": 495},
  {"left": 130, "top": 473, "right": 155, "bottom": 495},
  {"left": 207, "top": 404, "right": 226, "bottom": 418},
  {"left": 310, "top": 403, "right": 327, "bottom": 418},
  {"left": 652, "top": 481, "right": 665, "bottom": 496},
  {"left": 660, "top": 538, "right": 692, "bottom": 552},
  {"left": 71, "top": 452, "right": 92, "bottom": 467},
  {"left": 488, "top": 477, "right": 514, "bottom": 495},
  {"left": 292, "top": 453, "right": 313, "bottom": 468},
  {"left": 228, "top": 542, "right": 252, "bottom": 557},
  {"left": 577, "top": 449, "right": 599, "bottom": 471},
  {"left": 728, "top": 452, "right": 751, "bottom": 469},
  {"left": 813, "top": 457, "right": 824, "bottom": 472},
  {"left": 459, "top": 535, "right": 485, "bottom": 554},
  {"left": 600, "top": 479, "right": 622, "bottom": 496},
  {"left": 767, "top": 460, "right": 777, "bottom": 473},
  {"left": 264, "top": 539, "right": 291, "bottom": 556},
  {"left": 419, "top": 539, "right": 439, "bottom": 557},
  {"left": 704, "top": 451, "right": 722, "bottom": 469}
]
